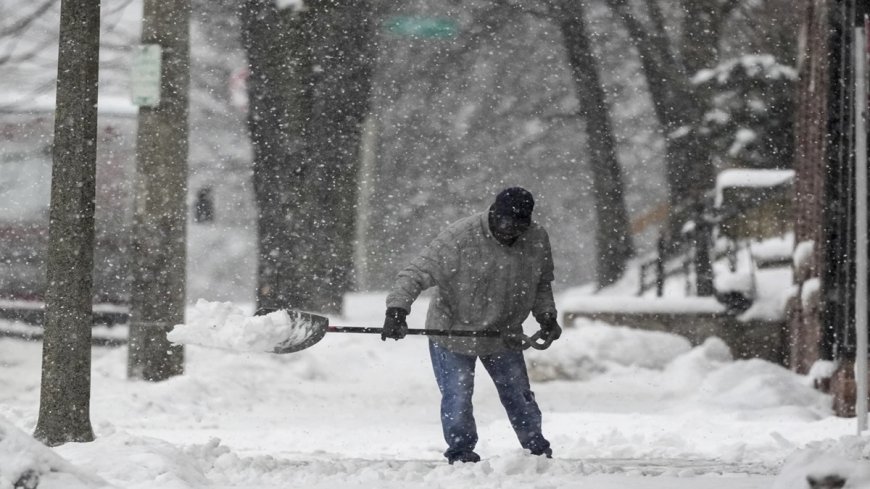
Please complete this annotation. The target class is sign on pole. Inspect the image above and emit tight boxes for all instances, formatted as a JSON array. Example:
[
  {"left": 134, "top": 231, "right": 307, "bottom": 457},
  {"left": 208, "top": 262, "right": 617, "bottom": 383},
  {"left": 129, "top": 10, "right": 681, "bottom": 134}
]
[{"left": 131, "top": 44, "right": 162, "bottom": 107}]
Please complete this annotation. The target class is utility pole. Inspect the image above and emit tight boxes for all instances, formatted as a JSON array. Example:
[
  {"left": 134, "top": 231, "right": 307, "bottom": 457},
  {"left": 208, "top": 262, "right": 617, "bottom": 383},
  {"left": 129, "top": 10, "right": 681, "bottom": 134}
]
[
  {"left": 33, "top": 0, "right": 100, "bottom": 445},
  {"left": 854, "top": 9, "right": 868, "bottom": 434},
  {"left": 127, "top": 0, "right": 190, "bottom": 381}
]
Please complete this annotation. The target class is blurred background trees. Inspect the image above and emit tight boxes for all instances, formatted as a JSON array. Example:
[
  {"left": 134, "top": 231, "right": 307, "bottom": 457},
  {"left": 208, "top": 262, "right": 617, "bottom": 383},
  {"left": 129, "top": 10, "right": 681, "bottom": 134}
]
[
  {"left": 602, "top": 0, "right": 796, "bottom": 247},
  {"left": 0, "top": 0, "right": 800, "bottom": 311}
]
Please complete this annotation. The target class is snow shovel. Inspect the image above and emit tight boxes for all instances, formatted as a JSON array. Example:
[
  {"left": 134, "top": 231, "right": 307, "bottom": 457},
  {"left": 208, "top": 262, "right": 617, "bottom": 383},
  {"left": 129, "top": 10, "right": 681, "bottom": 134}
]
[{"left": 255, "top": 308, "right": 554, "bottom": 354}]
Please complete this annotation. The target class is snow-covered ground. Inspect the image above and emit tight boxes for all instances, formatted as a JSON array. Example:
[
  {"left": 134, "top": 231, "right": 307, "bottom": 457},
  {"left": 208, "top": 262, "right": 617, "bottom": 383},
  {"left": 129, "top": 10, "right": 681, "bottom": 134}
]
[{"left": 2, "top": 292, "right": 869, "bottom": 488}]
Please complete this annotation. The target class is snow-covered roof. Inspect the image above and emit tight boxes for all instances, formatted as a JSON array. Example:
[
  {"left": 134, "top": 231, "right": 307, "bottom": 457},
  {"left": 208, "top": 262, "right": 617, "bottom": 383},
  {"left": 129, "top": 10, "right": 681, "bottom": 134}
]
[{"left": 714, "top": 168, "right": 795, "bottom": 207}]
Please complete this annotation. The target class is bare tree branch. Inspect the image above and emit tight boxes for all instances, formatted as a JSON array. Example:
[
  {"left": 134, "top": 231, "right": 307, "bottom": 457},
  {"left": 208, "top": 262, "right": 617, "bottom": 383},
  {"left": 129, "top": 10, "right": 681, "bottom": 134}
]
[
  {"left": 104, "top": 0, "right": 135, "bottom": 16},
  {"left": 0, "top": 36, "right": 56, "bottom": 66},
  {"left": 604, "top": 0, "right": 691, "bottom": 128},
  {"left": 392, "top": 1, "right": 521, "bottom": 110},
  {"left": 643, "top": 0, "right": 676, "bottom": 63},
  {"left": 424, "top": 3, "right": 516, "bottom": 79},
  {"left": 613, "top": 0, "right": 685, "bottom": 77},
  {"left": 718, "top": 0, "right": 741, "bottom": 19},
  {"left": 102, "top": 0, "right": 138, "bottom": 34},
  {"left": 0, "top": 0, "right": 57, "bottom": 38},
  {"left": 510, "top": 2, "right": 554, "bottom": 21}
]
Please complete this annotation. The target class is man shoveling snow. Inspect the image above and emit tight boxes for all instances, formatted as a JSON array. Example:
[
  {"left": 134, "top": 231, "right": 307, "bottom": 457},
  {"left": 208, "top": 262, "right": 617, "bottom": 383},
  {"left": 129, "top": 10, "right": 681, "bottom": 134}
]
[
  {"left": 382, "top": 187, "right": 562, "bottom": 464},
  {"left": 166, "top": 187, "right": 562, "bottom": 466}
]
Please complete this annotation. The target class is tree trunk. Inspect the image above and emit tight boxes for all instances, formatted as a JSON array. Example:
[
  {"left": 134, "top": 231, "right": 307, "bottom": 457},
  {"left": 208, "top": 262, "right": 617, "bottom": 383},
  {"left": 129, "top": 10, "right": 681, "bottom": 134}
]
[
  {"left": 33, "top": 0, "right": 100, "bottom": 446},
  {"left": 557, "top": 0, "right": 634, "bottom": 288},
  {"left": 662, "top": 0, "right": 729, "bottom": 244},
  {"left": 240, "top": 1, "right": 312, "bottom": 312},
  {"left": 663, "top": 125, "right": 714, "bottom": 245},
  {"left": 605, "top": 0, "right": 719, "bottom": 246},
  {"left": 304, "top": 0, "right": 375, "bottom": 313},
  {"left": 127, "top": 0, "right": 190, "bottom": 381}
]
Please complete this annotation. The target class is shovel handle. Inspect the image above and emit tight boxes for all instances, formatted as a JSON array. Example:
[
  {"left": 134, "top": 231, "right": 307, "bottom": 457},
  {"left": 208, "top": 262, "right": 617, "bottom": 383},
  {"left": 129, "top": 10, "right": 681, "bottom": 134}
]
[{"left": 327, "top": 326, "right": 500, "bottom": 338}]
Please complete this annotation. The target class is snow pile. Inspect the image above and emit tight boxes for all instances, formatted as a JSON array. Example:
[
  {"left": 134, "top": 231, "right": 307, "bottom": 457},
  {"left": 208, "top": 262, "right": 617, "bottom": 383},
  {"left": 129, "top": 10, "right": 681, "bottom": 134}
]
[
  {"left": 528, "top": 321, "right": 830, "bottom": 416},
  {"left": 751, "top": 233, "right": 794, "bottom": 265},
  {"left": 713, "top": 246, "right": 757, "bottom": 297},
  {"left": 743, "top": 268, "right": 794, "bottom": 321},
  {"left": 695, "top": 359, "right": 830, "bottom": 413},
  {"left": 527, "top": 319, "right": 828, "bottom": 416},
  {"left": 167, "top": 300, "right": 320, "bottom": 353},
  {"left": 0, "top": 416, "right": 106, "bottom": 489},
  {"left": 773, "top": 441, "right": 870, "bottom": 489},
  {"left": 527, "top": 321, "right": 692, "bottom": 381},
  {"left": 802, "top": 278, "right": 822, "bottom": 308},
  {"left": 657, "top": 337, "right": 830, "bottom": 414},
  {"left": 53, "top": 430, "right": 210, "bottom": 489},
  {"left": 660, "top": 337, "right": 734, "bottom": 395},
  {"left": 182, "top": 440, "right": 571, "bottom": 489},
  {"left": 794, "top": 240, "right": 816, "bottom": 270}
]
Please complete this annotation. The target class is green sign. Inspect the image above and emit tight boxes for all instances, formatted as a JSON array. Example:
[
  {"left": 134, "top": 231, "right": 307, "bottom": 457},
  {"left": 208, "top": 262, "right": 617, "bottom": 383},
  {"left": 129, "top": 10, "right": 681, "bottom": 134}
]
[
  {"left": 385, "top": 16, "right": 458, "bottom": 39},
  {"left": 131, "top": 44, "right": 162, "bottom": 107}
]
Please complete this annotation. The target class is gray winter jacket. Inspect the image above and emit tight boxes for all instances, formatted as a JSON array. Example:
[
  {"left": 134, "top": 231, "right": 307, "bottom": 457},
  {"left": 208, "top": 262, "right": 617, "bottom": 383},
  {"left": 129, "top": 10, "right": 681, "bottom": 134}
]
[{"left": 386, "top": 211, "right": 557, "bottom": 355}]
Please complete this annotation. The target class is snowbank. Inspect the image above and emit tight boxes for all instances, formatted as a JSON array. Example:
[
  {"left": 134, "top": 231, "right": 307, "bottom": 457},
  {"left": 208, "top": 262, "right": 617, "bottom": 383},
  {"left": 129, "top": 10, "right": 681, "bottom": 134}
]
[
  {"left": 0, "top": 417, "right": 106, "bottom": 489},
  {"left": 527, "top": 321, "right": 692, "bottom": 381},
  {"left": 773, "top": 442, "right": 870, "bottom": 489},
  {"left": 530, "top": 318, "right": 829, "bottom": 417},
  {"left": 695, "top": 358, "right": 830, "bottom": 412}
]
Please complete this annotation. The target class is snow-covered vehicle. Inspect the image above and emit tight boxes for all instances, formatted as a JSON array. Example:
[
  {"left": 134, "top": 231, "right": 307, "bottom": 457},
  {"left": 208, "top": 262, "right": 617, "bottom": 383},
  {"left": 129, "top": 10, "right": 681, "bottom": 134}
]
[{"left": 0, "top": 98, "right": 136, "bottom": 325}]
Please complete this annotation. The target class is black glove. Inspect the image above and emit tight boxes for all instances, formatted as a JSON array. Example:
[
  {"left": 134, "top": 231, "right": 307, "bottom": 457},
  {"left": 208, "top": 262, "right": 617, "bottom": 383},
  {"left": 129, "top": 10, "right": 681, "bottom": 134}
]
[
  {"left": 382, "top": 307, "right": 409, "bottom": 341},
  {"left": 536, "top": 313, "right": 562, "bottom": 342},
  {"left": 502, "top": 332, "right": 526, "bottom": 351}
]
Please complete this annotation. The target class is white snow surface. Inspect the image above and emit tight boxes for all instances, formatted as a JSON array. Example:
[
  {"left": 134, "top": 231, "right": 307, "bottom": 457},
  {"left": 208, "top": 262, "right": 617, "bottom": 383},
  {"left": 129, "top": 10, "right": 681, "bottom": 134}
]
[
  {"left": 802, "top": 278, "right": 822, "bottom": 307},
  {"left": 751, "top": 233, "right": 794, "bottom": 264},
  {"left": 692, "top": 54, "right": 799, "bottom": 86},
  {"left": 1, "top": 292, "right": 868, "bottom": 488},
  {"left": 166, "top": 299, "right": 318, "bottom": 353},
  {"left": 714, "top": 169, "right": 794, "bottom": 207},
  {"left": 560, "top": 295, "right": 726, "bottom": 314},
  {"left": 0, "top": 417, "right": 108, "bottom": 489},
  {"left": 794, "top": 240, "right": 816, "bottom": 270}
]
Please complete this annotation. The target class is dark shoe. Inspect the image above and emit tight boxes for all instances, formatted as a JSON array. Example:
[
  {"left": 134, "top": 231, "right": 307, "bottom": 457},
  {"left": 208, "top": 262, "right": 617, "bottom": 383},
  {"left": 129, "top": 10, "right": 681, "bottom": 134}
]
[
  {"left": 447, "top": 451, "right": 481, "bottom": 464},
  {"left": 531, "top": 447, "right": 552, "bottom": 458}
]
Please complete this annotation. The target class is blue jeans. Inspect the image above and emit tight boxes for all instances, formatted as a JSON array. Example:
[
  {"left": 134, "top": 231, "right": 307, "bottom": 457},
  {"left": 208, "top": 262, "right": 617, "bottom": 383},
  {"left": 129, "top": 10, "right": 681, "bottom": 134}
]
[{"left": 429, "top": 341, "right": 550, "bottom": 459}]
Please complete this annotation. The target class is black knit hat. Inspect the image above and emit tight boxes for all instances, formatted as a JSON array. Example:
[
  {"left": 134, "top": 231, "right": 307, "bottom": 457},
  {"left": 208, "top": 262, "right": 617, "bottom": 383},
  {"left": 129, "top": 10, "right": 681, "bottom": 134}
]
[{"left": 492, "top": 187, "right": 534, "bottom": 220}]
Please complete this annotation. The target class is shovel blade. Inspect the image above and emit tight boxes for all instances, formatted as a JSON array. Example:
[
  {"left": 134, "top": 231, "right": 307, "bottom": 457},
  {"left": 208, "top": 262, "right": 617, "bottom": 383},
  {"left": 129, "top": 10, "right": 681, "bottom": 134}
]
[{"left": 256, "top": 308, "right": 330, "bottom": 354}]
